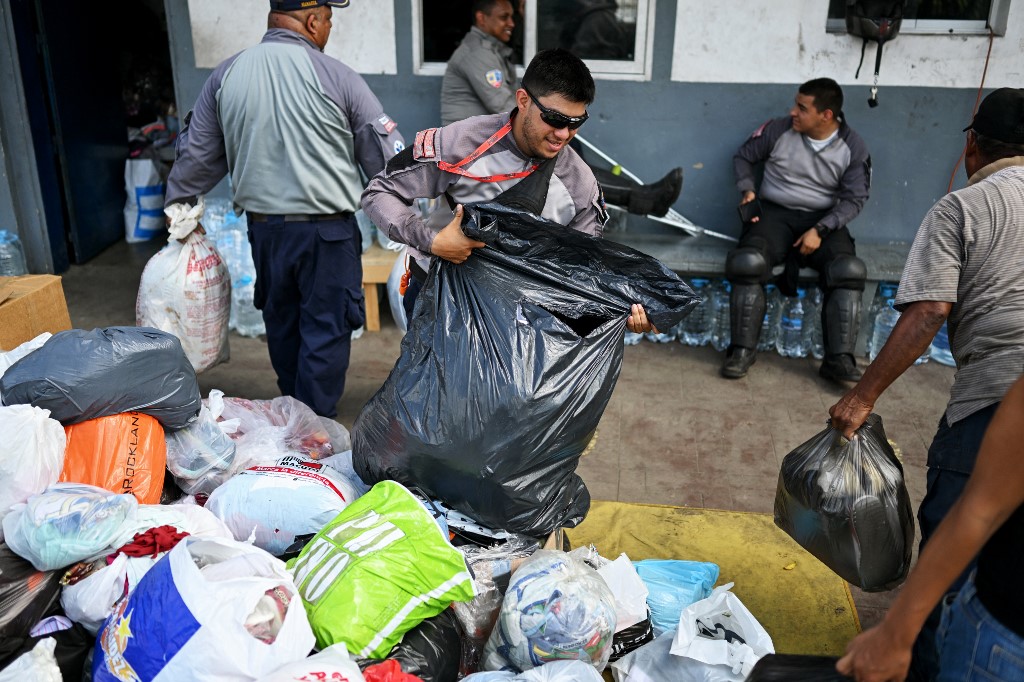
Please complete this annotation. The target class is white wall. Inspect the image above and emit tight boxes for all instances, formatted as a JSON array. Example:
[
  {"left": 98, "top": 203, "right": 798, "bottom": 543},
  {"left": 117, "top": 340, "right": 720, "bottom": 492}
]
[
  {"left": 671, "top": 0, "right": 1023, "bottom": 88},
  {"left": 187, "top": 0, "right": 397, "bottom": 74}
]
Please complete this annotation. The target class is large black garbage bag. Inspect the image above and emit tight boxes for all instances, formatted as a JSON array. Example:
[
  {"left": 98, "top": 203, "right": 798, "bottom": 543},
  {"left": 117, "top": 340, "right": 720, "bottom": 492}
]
[
  {"left": 745, "top": 654, "right": 849, "bottom": 681},
  {"left": 0, "top": 327, "right": 201, "bottom": 431},
  {"left": 353, "top": 203, "right": 697, "bottom": 536},
  {"left": 358, "top": 608, "right": 463, "bottom": 682},
  {"left": 0, "top": 543, "right": 62, "bottom": 659},
  {"left": 774, "top": 414, "right": 914, "bottom": 591}
]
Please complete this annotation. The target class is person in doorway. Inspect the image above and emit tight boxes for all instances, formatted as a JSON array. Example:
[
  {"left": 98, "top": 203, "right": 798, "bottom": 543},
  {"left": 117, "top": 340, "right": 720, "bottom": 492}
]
[
  {"left": 163, "top": 0, "right": 405, "bottom": 419},
  {"left": 836, "top": 373, "right": 1024, "bottom": 682},
  {"left": 362, "top": 47, "right": 655, "bottom": 333},
  {"left": 439, "top": 0, "right": 682, "bottom": 218},
  {"left": 829, "top": 87, "right": 1024, "bottom": 681},
  {"left": 721, "top": 78, "right": 871, "bottom": 382}
]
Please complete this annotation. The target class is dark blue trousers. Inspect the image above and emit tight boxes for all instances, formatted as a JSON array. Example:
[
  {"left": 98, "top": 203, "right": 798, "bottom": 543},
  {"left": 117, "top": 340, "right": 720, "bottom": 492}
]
[{"left": 248, "top": 215, "right": 364, "bottom": 418}]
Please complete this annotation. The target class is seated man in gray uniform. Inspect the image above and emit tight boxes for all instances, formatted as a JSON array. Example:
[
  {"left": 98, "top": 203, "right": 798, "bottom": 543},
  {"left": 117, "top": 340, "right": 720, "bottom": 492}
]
[
  {"left": 362, "top": 47, "right": 656, "bottom": 335},
  {"left": 722, "top": 78, "right": 871, "bottom": 383},
  {"left": 440, "top": 0, "right": 682, "bottom": 218}
]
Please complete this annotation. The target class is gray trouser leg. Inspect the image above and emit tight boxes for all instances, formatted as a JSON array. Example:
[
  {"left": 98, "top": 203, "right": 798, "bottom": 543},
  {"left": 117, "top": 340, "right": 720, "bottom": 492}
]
[
  {"left": 730, "top": 284, "right": 765, "bottom": 350},
  {"left": 824, "top": 288, "right": 862, "bottom": 357}
]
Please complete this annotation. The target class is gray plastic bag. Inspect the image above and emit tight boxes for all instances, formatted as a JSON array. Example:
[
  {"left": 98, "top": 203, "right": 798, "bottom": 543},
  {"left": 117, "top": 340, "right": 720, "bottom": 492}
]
[{"left": 0, "top": 327, "right": 201, "bottom": 431}]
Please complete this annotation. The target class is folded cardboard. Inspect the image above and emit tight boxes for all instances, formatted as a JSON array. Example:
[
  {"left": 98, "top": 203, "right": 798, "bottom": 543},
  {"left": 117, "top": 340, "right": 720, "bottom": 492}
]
[{"left": 0, "top": 275, "right": 72, "bottom": 350}]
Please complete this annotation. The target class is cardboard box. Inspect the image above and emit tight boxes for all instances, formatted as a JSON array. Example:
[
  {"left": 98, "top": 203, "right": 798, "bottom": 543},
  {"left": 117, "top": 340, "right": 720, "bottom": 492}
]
[{"left": 0, "top": 275, "right": 72, "bottom": 351}]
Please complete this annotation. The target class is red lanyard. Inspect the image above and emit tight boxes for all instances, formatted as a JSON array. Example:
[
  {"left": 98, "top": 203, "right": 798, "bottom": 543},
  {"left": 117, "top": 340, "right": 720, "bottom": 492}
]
[{"left": 436, "top": 120, "right": 538, "bottom": 183}]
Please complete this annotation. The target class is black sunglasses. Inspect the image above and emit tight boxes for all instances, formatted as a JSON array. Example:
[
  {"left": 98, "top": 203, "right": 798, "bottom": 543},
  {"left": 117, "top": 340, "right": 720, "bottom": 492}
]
[{"left": 524, "top": 88, "right": 588, "bottom": 130}]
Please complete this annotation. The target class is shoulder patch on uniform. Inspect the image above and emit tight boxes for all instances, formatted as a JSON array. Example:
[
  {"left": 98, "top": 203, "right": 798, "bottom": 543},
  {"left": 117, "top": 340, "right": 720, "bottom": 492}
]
[
  {"left": 413, "top": 128, "right": 439, "bottom": 160},
  {"left": 750, "top": 120, "right": 772, "bottom": 138},
  {"left": 378, "top": 113, "right": 398, "bottom": 134},
  {"left": 485, "top": 69, "right": 503, "bottom": 88}
]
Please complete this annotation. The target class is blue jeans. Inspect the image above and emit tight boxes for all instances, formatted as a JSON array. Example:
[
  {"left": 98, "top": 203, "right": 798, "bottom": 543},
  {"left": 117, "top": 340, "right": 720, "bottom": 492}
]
[{"left": 936, "top": 573, "right": 1024, "bottom": 681}]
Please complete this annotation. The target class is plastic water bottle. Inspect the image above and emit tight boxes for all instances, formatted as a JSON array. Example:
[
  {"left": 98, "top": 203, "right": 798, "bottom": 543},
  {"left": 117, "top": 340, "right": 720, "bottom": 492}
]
[
  {"left": 232, "top": 275, "right": 265, "bottom": 337},
  {"left": 777, "top": 288, "right": 809, "bottom": 358},
  {"left": 709, "top": 280, "right": 732, "bottom": 352},
  {"left": 0, "top": 230, "right": 29, "bottom": 276},
  {"left": 866, "top": 282, "right": 899, "bottom": 357},
  {"left": 870, "top": 299, "right": 929, "bottom": 364},
  {"left": 930, "top": 321, "right": 955, "bottom": 367},
  {"left": 624, "top": 331, "right": 643, "bottom": 346},
  {"left": 645, "top": 328, "right": 676, "bottom": 343},
  {"left": 804, "top": 286, "right": 825, "bottom": 360},
  {"left": 757, "top": 284, "right": 783, "bottom": 353},
  {"left": 679, "top": 278, "right": 712, "bottom": 347}
]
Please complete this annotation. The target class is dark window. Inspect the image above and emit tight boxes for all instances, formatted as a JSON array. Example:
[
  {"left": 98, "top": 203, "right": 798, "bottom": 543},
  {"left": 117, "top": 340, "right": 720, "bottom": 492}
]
[{"left": 827, "top": 0, "right": 993, "bottom": 23}]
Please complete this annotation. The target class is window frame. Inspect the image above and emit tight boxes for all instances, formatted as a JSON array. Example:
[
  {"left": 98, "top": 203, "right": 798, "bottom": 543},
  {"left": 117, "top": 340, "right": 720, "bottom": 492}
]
[
  {"left": 826, "top": 0, "right": 1011, "bottom": 36},
  {"left": 411, "top": 0, "right": 657, "bottom": 81}
]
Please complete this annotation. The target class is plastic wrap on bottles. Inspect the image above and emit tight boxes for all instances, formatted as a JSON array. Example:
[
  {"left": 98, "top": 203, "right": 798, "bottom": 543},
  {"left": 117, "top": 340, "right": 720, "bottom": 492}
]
[
  {"left": 482, "top": 549, "right": 616, "bottom": 673},
  {"left": 0, "top": 327, "right": 202, "bottom": 431},
  {"left": 745, "top": 653, "right": 847, "bottom": 681},
  {"left": 634, "top": 559, "right": 720, "bottom": 638},
  {"left": 2, "top": 483, "right": 139, "bottom": 571},
  {"left": 206, "top": 455, "right": 360, "bottom": 556},
  {"left": 61, "top": 412, "right": 167, "bottom": 504},
  {"left": 136, "top": 228, "right": 231, "bottom": 373},
  {"left": 774, "top": 414, "right": 914, "bottom": 591},
  {"left": 454, "top": 536, "right": 539, "bottom": 675},
  {"left": 165, "top": 398, "right": 238, "bottom": 495},
  {"left": 0, "top": 405, "right": 66, "bottom": 542},
  {"left": 353, "top": 203, "right": 698, "bottom": 536},
  {"left": 0, "top": 544, "right": 62, "bottom": 645}
]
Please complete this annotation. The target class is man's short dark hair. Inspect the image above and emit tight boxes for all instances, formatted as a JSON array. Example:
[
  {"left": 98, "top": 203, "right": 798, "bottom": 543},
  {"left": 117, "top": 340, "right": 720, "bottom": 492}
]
[
  {"left": 521, "top": 48, "right": 596, "bottom": 105},
  {"left": 973, "top": 131, "right": 1024, "bottom": 164},
  {"left": 472, "top": 0, "right": 503, "bottom": 17},
  {"left": 799, "top": 78, "right": 844, "bottom": 120}
]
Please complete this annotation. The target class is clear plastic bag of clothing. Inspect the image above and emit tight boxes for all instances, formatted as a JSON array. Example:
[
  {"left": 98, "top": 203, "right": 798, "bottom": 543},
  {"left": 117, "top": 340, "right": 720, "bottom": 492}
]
[
  {"left": 774, "top": 414, "right": 915, "bottom": 591},
  {"left": 353, "top": 203, "right": 698, "bottom": 536}
]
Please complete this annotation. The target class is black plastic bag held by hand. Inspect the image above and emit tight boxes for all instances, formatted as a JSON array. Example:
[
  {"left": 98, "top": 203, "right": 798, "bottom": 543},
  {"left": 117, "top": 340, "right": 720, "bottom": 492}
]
[
  {"left": 774, "top": 414, "right": 915, "bottom": 591},
  {"left": 353, "top": 203, "right": 698, "bottom": 536},
  {"left": 746, "top": 653, "right": 851, "bottom": 681}
]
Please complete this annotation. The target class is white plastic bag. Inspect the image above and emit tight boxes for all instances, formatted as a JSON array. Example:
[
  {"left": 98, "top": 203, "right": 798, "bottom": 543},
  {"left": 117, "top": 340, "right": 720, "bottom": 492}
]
[
  {"left": 258, "top": 643, "right": 365, "bottom": 681},
  {"left": 597, "top": 553, "right": 651, "bottom": 633},
  {"left": 387, "top": 247, "right": 409, "bottom": 333},
  {"left": 124, "top": 157, "right": 167, "bottom": 243},
  {"left": 0, "top": 332, "right": 51, "bottom": 378},
  {"left": 464, "top": 660, "right": 604, "bottom": 681},
  {"left": 93, "top": 537, "right": 315, "bottom": 682},
  {"left": 0, "top": 637, "right": 61, "bottom": 682},
  {"left": 165, "top": 390, "right": 239, "bottom": 495},
  {"left": 136, "top": 211, "right": 230, "bottom": 373},
  {"left": 610, "top": 630, "right": 686, "bottom": 682},
  {"left": 669, "top": 584, "right": 774, "bottom": 680},
  {"left": 60, "top": 553, "right": 133, "bottom": 633},
  {"left": 107, "top": 500, "right": 233, "bottom": 550},
  {"left": 0, "top": 405, "right": 66, "bottom": 543}
]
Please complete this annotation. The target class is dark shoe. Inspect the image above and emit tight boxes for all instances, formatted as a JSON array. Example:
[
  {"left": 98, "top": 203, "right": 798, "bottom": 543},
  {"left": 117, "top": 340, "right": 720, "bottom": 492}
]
[
  {"left": 627, "top": 167, "right": 684, "bottom": 217},
  {"left": 819, "top": 354, "right": 863, "bottom": 383},
  {"left": 721, "top": 347, "right": 757, "bottom": 379}
]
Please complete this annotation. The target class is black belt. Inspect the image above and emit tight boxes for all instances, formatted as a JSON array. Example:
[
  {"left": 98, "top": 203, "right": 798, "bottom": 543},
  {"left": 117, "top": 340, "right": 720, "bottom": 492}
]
[
  {"left": 246, "top": 211, "right": 351, "bottom": 223},
  {"left": 409, "top": 259, "right": 429, "bottom": 283}
]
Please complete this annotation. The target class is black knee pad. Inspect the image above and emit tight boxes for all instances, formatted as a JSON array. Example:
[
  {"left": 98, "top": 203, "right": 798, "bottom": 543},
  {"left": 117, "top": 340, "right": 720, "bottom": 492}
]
[
  {"left": 725, "top": 247, "right": 769, "bottom": 284},
  {"left": 824, "top": 255, "right": 867, "bottom": 291}
]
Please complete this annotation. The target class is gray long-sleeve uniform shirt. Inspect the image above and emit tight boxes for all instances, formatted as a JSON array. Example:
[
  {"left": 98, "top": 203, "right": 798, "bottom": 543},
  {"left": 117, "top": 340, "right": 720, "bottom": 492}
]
[
  {"left": 733, "top": 116, "right": 871, "bottom": 233},
  {"left": 361, "top": 112, "right": 608, "bottom": 266},
  {"left": 440, "top": 27, "right": 517, "bottom": 126},
  {"left": 165, "top": 29, "right": 405, "bottom": 214}
]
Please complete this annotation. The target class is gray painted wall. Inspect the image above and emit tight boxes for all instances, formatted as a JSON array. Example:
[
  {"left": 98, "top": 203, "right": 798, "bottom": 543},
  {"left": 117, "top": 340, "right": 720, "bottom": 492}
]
[{"left": 166, "top": 0, "right": 983, "bottom": 246}]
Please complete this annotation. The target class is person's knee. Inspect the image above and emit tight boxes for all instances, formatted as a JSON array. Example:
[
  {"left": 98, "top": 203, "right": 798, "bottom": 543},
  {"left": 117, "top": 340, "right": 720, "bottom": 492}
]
[
  {"left": 725, "top": 247, "right": 769, "bottom": 284},
  {"left": 824, "top": 255, "right": 866, "bottom": 291}
]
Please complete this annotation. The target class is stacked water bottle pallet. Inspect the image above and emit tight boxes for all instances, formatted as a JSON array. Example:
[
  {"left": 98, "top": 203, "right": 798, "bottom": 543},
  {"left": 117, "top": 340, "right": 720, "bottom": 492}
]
[{"left": 203, "top": 199, "right": 266, "bottom": 338}]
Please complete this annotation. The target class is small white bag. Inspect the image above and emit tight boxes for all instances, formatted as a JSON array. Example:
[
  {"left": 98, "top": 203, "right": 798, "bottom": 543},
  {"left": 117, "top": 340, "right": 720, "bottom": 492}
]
[{"left": 669, "top": 583, "right": 774, "bottom": 680}]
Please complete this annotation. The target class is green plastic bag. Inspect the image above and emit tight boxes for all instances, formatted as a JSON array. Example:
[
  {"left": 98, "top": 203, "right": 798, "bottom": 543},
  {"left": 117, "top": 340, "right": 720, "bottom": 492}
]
[{"left": 288, "top": 480, "right": 476, "bottom": 657}]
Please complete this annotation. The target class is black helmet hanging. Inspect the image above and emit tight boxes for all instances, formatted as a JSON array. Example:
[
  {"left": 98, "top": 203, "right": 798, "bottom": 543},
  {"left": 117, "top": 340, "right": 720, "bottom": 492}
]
[{"left": 846, "top": 0, "right": 906, "bottom": 107}]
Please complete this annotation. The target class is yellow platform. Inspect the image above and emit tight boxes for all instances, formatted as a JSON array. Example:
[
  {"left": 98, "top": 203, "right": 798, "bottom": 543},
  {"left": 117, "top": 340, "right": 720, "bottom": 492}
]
[{"left": 566, "top": 500, "right": 860, "bottom": 657}]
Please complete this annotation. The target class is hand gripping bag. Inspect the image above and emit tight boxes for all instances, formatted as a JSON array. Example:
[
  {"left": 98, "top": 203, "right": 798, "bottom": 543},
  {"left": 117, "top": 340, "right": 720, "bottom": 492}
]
[
  {"left": 136, "top": 226, "right": 230, "bottom": 373},
  {"left": 93, "top": 536, "right": 315, "bottom": 682},
  {"left": 0, "top": 405, "right": 66, "bottom": 542},
  {"left": 774, "top": 413, "right": 915, "bottom": 591},
  {"left": 0, "top": 327, "right": 201, "bottom": 430},
  {"left": 288, "top": 480, "right": 476, "bottom": 658},
  {"left": 61, "top": 412, "right": 167, "bottom": 504},
  {"left": 353, "top": 203, "right": 697, "bottom": 536}
]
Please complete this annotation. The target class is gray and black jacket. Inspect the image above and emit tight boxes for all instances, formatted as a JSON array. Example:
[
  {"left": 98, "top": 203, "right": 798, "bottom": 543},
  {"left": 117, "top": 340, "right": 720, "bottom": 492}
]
[{"left": 440, "top": 27, "right": 517, "bottom": 126}]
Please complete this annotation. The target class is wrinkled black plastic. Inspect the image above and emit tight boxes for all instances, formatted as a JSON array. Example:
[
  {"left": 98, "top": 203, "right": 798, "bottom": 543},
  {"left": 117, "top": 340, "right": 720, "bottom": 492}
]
[
  {"left": 353, "top": 203, "right": 697, "bottom": 536},
  {"left": 774, "top": 414, "right": 915, "bottom": 591},
  {"left": 609, "top": 612, "right": 654, "bottom": 662},
  {"left": 0, "top": 327, "right": 201, "bottom": 431},
  {"left": 746, "top": 654, "right": 849, "bottom": 681},
  {"left": 0, "top": 543, "right": 62, "bottom": 655},
  {"left": 0, "top": 622, "right": 93, "bottom": 679},
  {"left": 388, "top": 608, "right": 462, "bottom": 682}
]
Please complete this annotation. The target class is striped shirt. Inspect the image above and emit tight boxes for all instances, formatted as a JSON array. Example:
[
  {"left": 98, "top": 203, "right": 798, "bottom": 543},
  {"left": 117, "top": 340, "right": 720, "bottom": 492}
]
[{"left": 894, "top": 157, "right": 1024, "bottom": 424}]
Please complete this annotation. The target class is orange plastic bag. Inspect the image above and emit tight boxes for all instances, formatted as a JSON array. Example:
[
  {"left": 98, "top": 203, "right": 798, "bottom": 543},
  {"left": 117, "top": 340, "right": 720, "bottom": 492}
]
[{"left": 61, "top": 412, "right": 166, "bottom": 503}]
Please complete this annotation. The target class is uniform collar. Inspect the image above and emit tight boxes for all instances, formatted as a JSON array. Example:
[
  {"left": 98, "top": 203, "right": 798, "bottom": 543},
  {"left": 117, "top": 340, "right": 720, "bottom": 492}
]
[
  {"left": 262, "top": 28, "right": 322, "bottom": 53},
  {"left": 968, "top": 156, "right": 1024, "bottom": 186}
]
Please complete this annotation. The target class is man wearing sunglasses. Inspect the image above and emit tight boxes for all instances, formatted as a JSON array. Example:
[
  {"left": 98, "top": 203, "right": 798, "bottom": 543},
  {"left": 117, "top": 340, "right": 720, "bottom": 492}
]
[
  {"left": 439, "top": 1, "right": 682, "bottom": 218},
  {"left": 362, "top": 48, "right": 655, "bottom": 334}
]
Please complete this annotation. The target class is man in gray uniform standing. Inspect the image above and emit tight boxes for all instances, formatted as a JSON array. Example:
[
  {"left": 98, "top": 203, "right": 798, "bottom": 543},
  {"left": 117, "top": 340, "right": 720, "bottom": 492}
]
[
  {"left": 722, "top": 78, "right": 871, "bottom": 383},
  {"left": 164, "top": 0, "right": 405, "bottom": 419},
  {"left": 363, "top": 48, "right": 655, "bottom": 334},
  {"left": 440, "top": 0, "right": 682, "bottom": 218}
]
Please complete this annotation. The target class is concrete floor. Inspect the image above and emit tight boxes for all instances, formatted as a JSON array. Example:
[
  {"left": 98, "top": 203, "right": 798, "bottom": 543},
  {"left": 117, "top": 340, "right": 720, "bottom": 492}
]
[{"left": 60, "top": 238, "right": 956, "bottom": 630}]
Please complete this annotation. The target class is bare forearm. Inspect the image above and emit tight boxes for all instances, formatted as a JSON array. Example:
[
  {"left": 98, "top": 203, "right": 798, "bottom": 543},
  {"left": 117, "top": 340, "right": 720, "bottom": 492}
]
[{"left": 854, "top": 302, "right": 947, "bottom": 403}]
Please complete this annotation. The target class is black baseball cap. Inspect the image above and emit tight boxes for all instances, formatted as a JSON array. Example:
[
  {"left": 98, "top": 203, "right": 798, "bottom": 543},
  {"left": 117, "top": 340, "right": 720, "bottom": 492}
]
[
  {"left": 270, "top": 0, "right": 350, "bottom": 10},
  {"left": 963, "top": 88, "right": 1024, "bottom": 144}
]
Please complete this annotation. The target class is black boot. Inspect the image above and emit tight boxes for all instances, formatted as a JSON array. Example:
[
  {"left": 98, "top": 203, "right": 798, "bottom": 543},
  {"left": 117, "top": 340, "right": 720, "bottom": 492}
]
[
  {"left": 721, "top": 346, "right": 757, "bottom": 379},
  {"left": 600, "top": 168, "right": 684, "bottom": 217},
  {"left": 820, "top": 288, "right": 864, "bottom": 383},
  {"left": 720, "top": 284, "right": 765, "bottom": 379}
]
